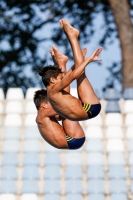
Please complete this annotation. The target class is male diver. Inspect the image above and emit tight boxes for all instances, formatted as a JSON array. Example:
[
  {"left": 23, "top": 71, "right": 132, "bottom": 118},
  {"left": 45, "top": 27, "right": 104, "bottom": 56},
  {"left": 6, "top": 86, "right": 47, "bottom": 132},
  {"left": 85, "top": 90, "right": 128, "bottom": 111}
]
[
  {"left": 34, "top": 49, "right": 85, "bottom": 149},
  {"left": 38, "top": 19, "right": 102, "bottom": 121}
]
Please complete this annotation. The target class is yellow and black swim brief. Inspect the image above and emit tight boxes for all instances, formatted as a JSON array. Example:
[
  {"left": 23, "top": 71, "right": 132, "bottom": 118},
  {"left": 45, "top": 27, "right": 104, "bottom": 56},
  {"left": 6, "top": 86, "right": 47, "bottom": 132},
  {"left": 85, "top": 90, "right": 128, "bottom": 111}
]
[{"left": 82, "top": 103, "right": 101, "bottom": 119}]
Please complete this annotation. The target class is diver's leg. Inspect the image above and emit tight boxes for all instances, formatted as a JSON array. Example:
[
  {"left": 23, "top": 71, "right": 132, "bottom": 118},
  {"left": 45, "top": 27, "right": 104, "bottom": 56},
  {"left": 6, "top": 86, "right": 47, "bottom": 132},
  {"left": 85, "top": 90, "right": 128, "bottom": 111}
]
[{"left": 60, "top": 19, "right": 100, "bottom": 104}]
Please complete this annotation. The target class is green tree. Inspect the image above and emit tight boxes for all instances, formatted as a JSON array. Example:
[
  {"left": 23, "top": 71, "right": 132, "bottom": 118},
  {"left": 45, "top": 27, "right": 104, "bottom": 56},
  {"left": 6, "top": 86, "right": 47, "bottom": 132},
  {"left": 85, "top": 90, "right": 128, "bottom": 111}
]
[
  {"left": 0, "top": 0, "right": 133, "bottom": 92},
  {"left": 0, "top": 0, "right": 60, "bottom": 92},
  {"left": 109, "top": 0, "right": 133, "bottom": 89}
]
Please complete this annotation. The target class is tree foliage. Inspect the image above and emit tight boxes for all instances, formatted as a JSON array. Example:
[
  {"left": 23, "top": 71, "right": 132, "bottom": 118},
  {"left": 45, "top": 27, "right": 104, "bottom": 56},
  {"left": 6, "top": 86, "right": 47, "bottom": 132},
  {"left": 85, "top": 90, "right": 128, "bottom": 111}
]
[{"left": 0, "top": 0, "right": 133, "bottom": 92}]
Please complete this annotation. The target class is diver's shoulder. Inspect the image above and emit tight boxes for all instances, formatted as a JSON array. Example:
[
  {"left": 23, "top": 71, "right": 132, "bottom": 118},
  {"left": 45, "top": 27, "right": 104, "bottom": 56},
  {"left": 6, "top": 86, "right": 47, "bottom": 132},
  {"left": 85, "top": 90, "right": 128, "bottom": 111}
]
[{"left": 36, "top": 113, "right": 49, "bottom": 124}]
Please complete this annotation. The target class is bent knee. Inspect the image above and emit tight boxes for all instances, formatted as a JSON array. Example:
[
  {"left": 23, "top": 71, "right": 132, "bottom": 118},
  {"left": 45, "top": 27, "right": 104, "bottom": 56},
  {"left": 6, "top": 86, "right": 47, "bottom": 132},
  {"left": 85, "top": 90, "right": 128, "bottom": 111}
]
[{"left": 88, "top": 103, "right": 101, "bottom": 119}]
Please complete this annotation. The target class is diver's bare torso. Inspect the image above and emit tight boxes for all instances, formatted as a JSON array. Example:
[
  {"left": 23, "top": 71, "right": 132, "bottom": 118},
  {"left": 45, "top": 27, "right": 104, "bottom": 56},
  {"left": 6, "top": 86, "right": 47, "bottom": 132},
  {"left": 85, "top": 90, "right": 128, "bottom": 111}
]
[
  {"left": 36, "top": 113, "right": 68, "bottom": 149},
  {"left": 48, "top": 89, "right": 88, "bottom": 121}
]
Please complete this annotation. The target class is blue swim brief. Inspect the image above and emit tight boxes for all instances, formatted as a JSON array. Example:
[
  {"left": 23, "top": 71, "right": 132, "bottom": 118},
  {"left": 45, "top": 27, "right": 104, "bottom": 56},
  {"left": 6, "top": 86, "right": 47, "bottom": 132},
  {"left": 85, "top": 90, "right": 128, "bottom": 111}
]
[{"left": 66, "top": 134, "right": 85, "bottom": 150}]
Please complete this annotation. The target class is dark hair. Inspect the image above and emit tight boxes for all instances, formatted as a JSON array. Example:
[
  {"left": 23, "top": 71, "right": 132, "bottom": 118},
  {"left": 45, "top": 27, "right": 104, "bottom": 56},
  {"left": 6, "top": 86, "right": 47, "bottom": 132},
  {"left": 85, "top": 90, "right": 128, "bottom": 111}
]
[
  {"left": 38, "top": 65, "right": 62, "bottom": 87},
  {"left": 33, "top": 89, "right": 48, "bottom": 110}
]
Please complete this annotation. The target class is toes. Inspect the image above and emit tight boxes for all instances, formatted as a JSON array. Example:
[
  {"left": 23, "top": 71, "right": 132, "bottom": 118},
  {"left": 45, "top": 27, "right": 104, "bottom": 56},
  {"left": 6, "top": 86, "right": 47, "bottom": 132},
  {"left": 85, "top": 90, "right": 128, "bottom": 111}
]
[
  {"left": 52, "top": 45, "right": 56, "bottom": 50},
  {"left": 53, "top": 45, "right": 59, "bottom": 53},
  {"left": 59, "top": 20, "right": 63, "bottom": 28},
  {"left": 52, "top": 45, "right": 56, "bottom": 49},
  {"left": 49, "top": 49, "right": 52, "bottom": 54},
  {"left": 62, "top": 18, "right": 67, "bottom": 23},
  {"left": 51, "top": 50, "right": 54, "bottom": 56}
]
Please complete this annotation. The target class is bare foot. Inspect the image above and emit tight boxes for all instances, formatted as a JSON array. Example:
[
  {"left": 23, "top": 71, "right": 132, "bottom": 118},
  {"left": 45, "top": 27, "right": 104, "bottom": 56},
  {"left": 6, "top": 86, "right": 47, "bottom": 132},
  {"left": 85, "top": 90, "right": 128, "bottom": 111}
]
[
  {"left": 50, "top": 48, "right": 58, "bottom": 67},
  {"left": 51, "top": 45, "right": 68, "bottom": 69},
  {"left": 59, "top": 19, "right": 79, "bottom": 40}
]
